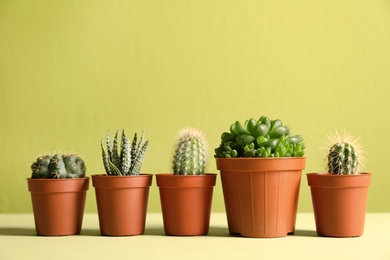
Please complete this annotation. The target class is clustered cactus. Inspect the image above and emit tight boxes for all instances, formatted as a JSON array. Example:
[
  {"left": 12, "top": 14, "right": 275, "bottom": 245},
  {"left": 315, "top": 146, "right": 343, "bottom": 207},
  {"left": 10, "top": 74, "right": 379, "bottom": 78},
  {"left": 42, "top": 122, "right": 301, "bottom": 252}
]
[
  {"left": 326, "top": 131, "right": 361, "bottom": 175},
  {"left": 214, "top": 116, "right": 305, "bottom": 158},
  {"left": 172, "top": 127, "right": 208, "bottom": 175},
  {"left": 101, "top": 129, "right": 149, "bottom": 176},
  {"left": 31, "top": 153, "right": 86, "bottom": 178}
]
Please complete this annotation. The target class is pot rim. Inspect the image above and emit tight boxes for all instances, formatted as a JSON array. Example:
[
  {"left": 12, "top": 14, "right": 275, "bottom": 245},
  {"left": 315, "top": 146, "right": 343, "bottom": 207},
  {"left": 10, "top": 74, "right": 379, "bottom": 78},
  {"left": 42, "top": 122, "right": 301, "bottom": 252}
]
[
  {"left": 91, "top": 173, "right": 153, "bottom": 188},
  {"left": 215, "top": 157, "right": 306, "bottom": 160},
  {"left": 26, "top": 177, "right": 90, "bottom": 180},
  {"left": 307, "top": 172, "right": 371, "bottom": 188},
  {"left": 156, "top": 173, "right": 217, "bottom": 188},
  {"left": 306, "top": 172, "right": 371, "bottom": 176},
  {"left": 27, "top": 177, "right": 90, "bottom": 192},
  {"left": 91, "top": 173, "right": 153, "bottom": 177},
  {"left": 216, "top": 157, "right": 306, "bottom": 171}
]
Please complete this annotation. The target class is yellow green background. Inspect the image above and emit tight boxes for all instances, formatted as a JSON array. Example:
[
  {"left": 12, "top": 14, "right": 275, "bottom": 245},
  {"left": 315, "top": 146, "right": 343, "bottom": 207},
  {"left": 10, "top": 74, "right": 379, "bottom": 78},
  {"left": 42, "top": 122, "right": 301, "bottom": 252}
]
[{"left": 1, "top": 0, "right": 389, "bottom": 213}]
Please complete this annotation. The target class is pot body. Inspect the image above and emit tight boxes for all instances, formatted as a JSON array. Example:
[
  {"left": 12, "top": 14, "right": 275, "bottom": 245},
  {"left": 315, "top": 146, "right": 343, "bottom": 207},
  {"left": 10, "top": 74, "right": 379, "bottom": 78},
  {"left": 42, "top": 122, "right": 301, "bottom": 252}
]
[
  {"left": 216, "top": 157, "right": 306, "bottom": 238},
  {"left": 92, "top": 174, "right": 152, "bottom": 236},
  {"left": 307, "top": 173, "right": 371, "bottom": 237},
  {"left": 27, "top": 177, "right": 89, "bottom": 236},
  {"left": 156, "top": 174, "right": 217, "bottom": 236}
]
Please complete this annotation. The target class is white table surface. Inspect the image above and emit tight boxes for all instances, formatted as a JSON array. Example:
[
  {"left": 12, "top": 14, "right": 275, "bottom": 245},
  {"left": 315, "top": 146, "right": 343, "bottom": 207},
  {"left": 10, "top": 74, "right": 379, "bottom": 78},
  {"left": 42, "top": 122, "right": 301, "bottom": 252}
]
[{"left": 0, "top": 213, "right": 389, "bottom": 260}]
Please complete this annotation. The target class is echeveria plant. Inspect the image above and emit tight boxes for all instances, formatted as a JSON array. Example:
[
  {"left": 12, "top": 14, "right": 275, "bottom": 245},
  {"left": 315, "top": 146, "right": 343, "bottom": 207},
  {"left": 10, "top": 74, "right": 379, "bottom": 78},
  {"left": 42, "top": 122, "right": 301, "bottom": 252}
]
[{"left": 214, "top": 116, "right": 305, "bottom": 158}]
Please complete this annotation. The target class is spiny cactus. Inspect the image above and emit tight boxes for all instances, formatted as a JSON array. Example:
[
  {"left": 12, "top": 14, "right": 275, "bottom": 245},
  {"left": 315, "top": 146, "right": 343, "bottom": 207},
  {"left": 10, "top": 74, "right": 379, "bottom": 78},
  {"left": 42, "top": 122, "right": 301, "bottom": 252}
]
[
  {"left": 172, "top": 127, "right": 208, "bottom": 175},
  {"left": 326, "top": 130, "right": 363, "bottom": 175},
  {"left": 214, "top": 116, "right": 305, "bottom": 158},
  {"left": 101, "top": 129, "right": 149, "bottom": 176},
  {"left": 31, "top": 153, "right": 86, "bottom": 178}
]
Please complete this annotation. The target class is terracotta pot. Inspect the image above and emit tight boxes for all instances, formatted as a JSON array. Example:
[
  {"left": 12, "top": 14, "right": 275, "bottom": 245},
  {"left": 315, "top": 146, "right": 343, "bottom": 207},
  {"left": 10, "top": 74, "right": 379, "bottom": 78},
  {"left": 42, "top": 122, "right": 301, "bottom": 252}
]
[
  {"left": 156, "top": 174, "right": 217, "bottom": 236},
  {"left": 216, "top": 157, "right": 306, "bottom": 238},
  {"left": 27, "top": 177, "right": 89, "bottom": 236},
  {"left": 91, "top": 174, "right": 152, "bottom": 236},
  {"left": 307, "top": 173, "right": 371, "bottom": 237}
]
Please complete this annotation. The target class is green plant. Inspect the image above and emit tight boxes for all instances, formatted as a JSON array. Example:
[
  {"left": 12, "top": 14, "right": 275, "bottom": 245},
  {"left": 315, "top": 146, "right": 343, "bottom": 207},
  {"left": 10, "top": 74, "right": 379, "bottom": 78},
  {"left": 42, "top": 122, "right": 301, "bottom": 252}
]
[
  {"left": 214, "top": 116, "right": 305, "bottom": 158},
  {"left": 101, "top": 129, "right": 149, "bottom": 176},
  {"left": 326, "top": 130, "right": 363, "bottom": 175},
  {"left": 172, "top": 127, "right": 208, "bottom": 175},
  {"left": 31, "top": 153, "right": 86, "bottom": 178}
]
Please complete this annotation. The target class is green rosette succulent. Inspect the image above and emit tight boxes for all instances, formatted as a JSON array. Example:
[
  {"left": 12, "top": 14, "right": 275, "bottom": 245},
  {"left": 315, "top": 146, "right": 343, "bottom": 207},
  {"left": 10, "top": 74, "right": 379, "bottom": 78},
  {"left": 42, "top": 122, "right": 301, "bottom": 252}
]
[
  {"left": 101, "top": 129, "right": 149, "bottom": 176},
  {"left": 214, "top": 116, "right": 305, "bottom": 158}
]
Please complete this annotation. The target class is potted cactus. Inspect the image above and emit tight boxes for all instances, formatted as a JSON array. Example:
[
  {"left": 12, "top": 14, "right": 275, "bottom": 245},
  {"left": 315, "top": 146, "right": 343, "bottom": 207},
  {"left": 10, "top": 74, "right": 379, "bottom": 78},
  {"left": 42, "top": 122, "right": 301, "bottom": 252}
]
[
  {"left": 91, "top": 129, "right": 152, "bottom": 236},
  {"left": 156, "top": 127, "right": 217, "bottom": 236},
  {"left": 307, "top": 130, "right": 371, "bottom": 237},
  {"left": 27, "top": 153, "right": 89, "bottom": 236},
  {"left": 214, "top": 116, "right": 306, "bottom": 238}
]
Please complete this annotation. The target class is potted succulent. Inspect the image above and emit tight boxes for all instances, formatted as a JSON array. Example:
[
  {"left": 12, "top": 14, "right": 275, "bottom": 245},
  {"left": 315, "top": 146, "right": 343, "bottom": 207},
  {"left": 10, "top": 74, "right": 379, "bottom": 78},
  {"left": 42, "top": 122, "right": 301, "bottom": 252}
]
[
  {"left": 156, "top": 127, "right": 217, "bottom": 236},
  {"left": 307, "top": 130, "right": 371, "bottom": 237},
  {"left": 27, "top": 153, "right": 89, "bottom": 236},
  {"left": 91, "top": 129, "right": 152, "bottom": 236},
  {"left": 214, "top": 116, "right": 306, "bottom": 238}
]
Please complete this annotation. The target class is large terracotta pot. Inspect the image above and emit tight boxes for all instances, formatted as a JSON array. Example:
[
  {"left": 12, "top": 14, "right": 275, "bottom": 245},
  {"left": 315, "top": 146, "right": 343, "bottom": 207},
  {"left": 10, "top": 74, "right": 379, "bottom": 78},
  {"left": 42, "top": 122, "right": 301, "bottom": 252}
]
[
  {"left": 307, "top": 173, "right": 371, "bottom": 237},
  {"left": 156, "top": 174, "right": 217, "bottom": 236},
  {"left": 216, "top": 157, "right": 306, "bottom": 238},
  {"left": 27, "top": 177, "right": 90, "bottom": 236},
  {"left": 91, "top": 174, "right": 152, "bottom": 236}
]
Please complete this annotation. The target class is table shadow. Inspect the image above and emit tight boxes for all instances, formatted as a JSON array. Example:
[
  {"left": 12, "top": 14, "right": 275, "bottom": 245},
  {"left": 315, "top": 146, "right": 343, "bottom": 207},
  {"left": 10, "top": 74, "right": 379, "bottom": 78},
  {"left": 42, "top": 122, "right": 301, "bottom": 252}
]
[
  {"left": 291, "top": 229, "right": 318, "bottom": 237},
  {"left": 142, "top": 226, "right": 231, "bottom": 237},
  {"left": 0, "top": 228, "right": 37, "bottom": 236}
]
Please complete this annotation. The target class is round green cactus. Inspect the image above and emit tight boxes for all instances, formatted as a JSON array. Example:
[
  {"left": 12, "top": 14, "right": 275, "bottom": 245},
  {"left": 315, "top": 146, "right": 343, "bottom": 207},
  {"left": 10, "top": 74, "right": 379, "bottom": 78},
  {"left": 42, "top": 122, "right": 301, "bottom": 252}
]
[
  {"left": 214, "top": 116, "right": 305, "bottom": 158},
  {"left": 326, "top": 130, "right": 363, "bottom": 175},
  {"left": 172, "top": 127, "right": 208, "bottom": 175},
  {"left": 31, "top": 153, "right": 86, "bottom": 178},
  {"left": 328, "top": 142, "right": 358, "bottom": 175}
]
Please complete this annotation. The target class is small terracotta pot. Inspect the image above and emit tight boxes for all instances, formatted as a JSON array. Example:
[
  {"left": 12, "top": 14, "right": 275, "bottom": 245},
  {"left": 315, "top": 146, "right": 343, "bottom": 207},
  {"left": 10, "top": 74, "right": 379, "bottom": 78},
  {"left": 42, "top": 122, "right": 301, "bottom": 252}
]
[
  {"left": 92, "top": 174, "right": 153, "bottom": 236},
  {"left": 27, "top": 177, "right": 89, "bottom": 236},
  {"left": 156, "top": 174, "right": 217, "bottom": 236},
  {"left": 216, "top": 157, "right": 306, "bottom": 238},
  {"left": 307, "top": 173, "right": 371, "bottom": 237}
]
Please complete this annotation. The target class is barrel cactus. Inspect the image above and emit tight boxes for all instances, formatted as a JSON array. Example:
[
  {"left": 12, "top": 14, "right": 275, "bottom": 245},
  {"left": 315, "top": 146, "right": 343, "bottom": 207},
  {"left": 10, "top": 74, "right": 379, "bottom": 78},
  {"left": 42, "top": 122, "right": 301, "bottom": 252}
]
[
  {"left": 101, "top": 129, "right": 149, "bottom": 176},
  {"left": 172, "top": 127, "right": 208, "bottom": 175},
  {"left": 326, "top": 130, "right": 363, "bottom": 175},
  {"left": 31, "top": 153, "right": 86, "bottom": 178},
  {"left": 214, "top": 116, "right": 305, "bottom": 158}
]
